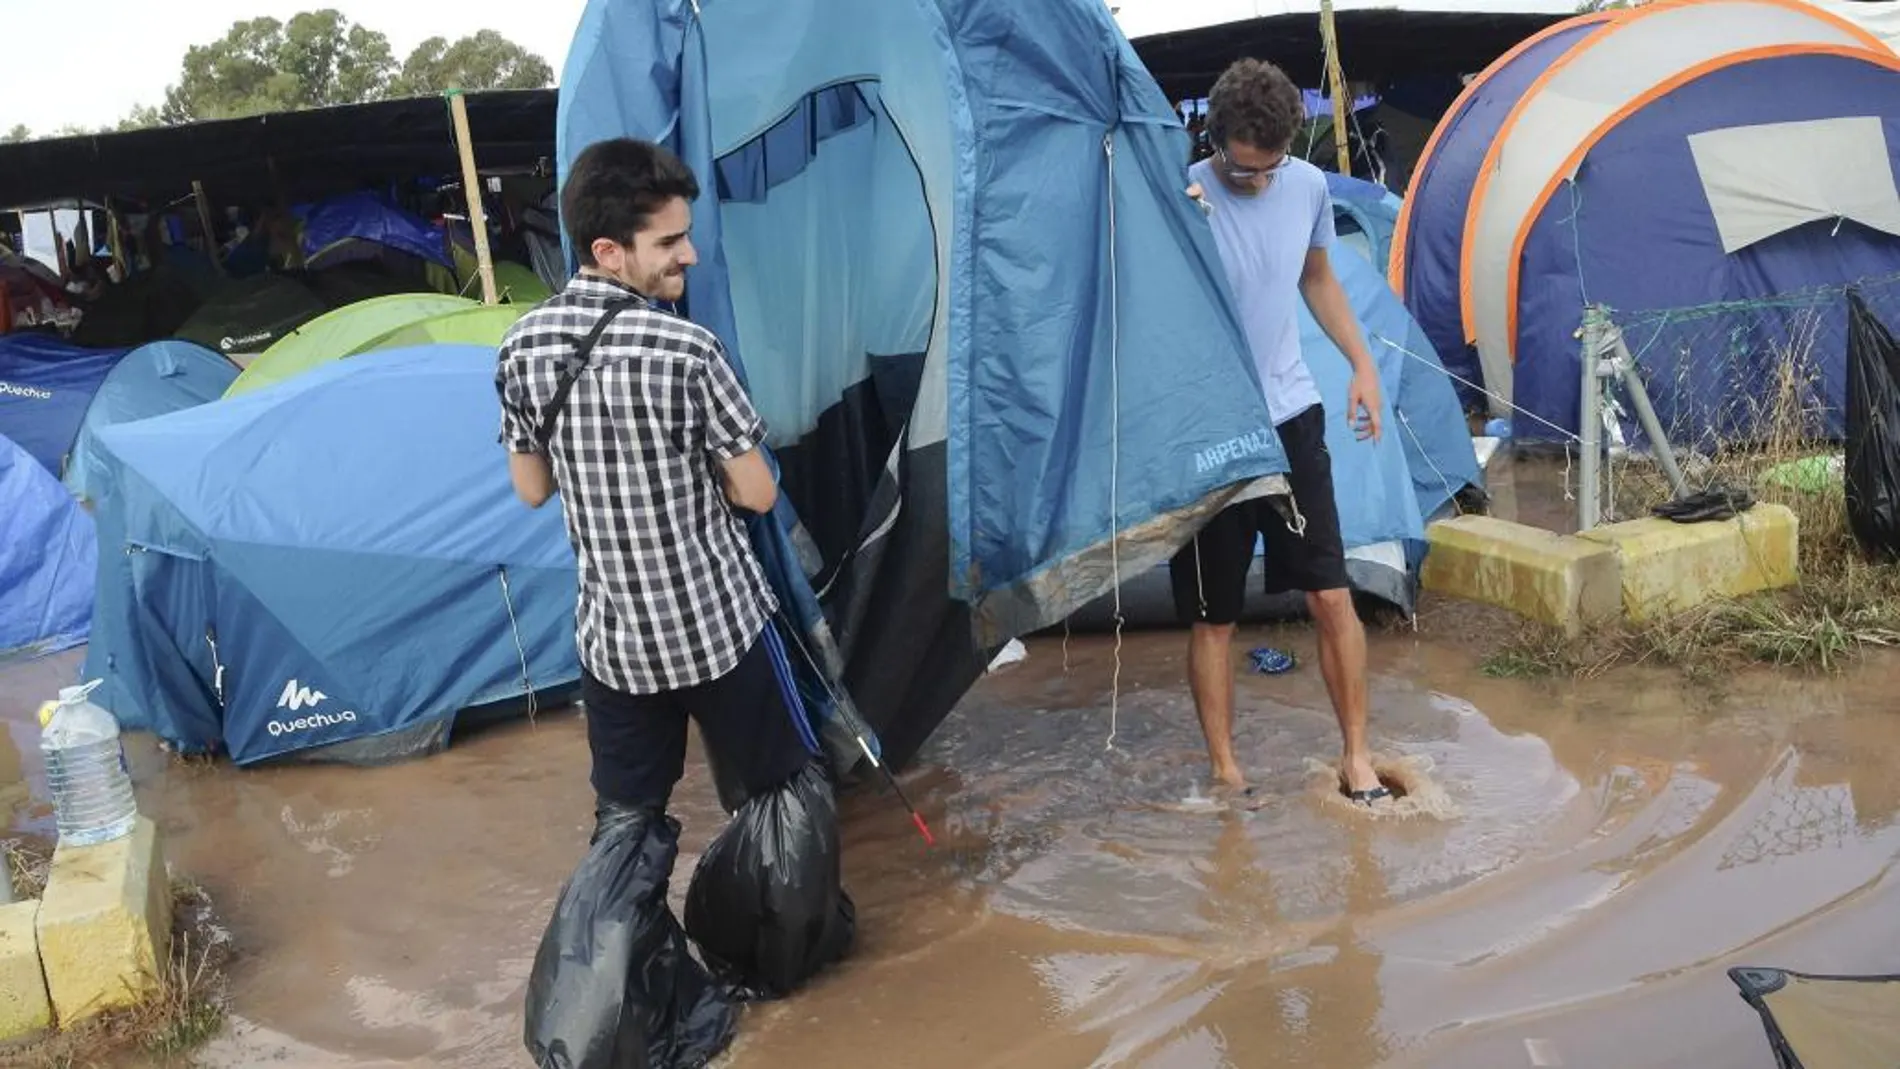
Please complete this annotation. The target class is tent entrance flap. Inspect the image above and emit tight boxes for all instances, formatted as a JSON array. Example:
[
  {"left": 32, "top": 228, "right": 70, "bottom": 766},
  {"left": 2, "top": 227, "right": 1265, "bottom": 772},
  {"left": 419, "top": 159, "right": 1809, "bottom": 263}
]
[{"left": 1730, "top": 966, "right": 1900, "bottom": 1069}]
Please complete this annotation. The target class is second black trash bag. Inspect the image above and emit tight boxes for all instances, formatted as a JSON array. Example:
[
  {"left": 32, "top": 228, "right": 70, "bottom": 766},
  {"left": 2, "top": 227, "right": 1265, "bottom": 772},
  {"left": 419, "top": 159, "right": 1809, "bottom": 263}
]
[
  {"left": 1846, "top": 290, "right": 1900, "bottom": 559},
  {"left": 524, "top": 802, "right": 738, "bottom": 1069},
  {"left": 683, "top": 757, "right": 858, "bottom": 1000}
]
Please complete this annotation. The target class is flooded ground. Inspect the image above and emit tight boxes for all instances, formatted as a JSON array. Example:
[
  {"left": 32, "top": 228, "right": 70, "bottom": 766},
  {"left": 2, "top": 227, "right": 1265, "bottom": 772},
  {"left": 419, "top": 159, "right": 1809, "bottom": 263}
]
[{"left": 3, "top": 598, "right": 1895, "bottom": 1068}]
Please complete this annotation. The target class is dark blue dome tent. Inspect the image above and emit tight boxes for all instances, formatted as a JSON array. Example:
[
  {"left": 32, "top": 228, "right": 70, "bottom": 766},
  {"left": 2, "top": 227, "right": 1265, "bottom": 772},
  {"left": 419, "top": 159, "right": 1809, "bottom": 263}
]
[{"left": 555, "top": 0, "right": 1297, "bottom": 781}]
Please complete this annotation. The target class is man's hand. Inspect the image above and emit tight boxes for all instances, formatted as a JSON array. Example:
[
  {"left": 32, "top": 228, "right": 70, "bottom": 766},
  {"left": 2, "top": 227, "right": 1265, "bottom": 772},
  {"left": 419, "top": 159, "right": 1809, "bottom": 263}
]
[{"left": 1346, "top": 366, "right": 1384, "bottom": 443}]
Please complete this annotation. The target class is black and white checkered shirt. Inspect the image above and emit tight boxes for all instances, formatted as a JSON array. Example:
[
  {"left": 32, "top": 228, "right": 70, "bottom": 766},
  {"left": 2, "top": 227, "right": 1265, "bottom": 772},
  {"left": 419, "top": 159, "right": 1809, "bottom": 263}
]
[{"left": 496, "top": 273, "right": 777, "bottom": 695}]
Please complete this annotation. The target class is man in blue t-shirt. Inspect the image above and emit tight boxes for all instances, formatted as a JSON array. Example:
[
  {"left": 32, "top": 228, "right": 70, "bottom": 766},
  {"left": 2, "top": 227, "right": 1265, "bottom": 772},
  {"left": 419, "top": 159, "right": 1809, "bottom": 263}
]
[{"left": 1173, "top": 58, "right": 1389, "bottom": 805}]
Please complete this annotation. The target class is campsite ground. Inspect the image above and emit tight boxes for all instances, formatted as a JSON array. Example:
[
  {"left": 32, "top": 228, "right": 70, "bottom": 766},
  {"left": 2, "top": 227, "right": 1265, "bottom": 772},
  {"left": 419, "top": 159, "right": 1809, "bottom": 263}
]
[{"left": 2, "top": 455, "right": 1897, "bottom": 1068}]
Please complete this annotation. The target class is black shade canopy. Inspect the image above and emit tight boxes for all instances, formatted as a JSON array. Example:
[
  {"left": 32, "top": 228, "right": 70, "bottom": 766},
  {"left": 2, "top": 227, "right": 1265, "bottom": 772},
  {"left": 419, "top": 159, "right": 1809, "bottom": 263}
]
[
  {"left": 0, "top": 88, "right": 557, "bottom": 211},
  {"left": 1129, "top": 10, "right": 1570, "bottom": 100}
]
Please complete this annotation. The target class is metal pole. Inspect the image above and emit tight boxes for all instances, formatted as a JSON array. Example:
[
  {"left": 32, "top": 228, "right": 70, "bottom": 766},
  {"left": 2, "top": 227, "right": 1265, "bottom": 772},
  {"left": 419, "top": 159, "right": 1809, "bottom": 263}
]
[
  {"left": 1579, "top": 306, "right": 1605, "bottom": 531},
  {"left": 1608, "top": 327, "right": 1691, "bottom": 499}
]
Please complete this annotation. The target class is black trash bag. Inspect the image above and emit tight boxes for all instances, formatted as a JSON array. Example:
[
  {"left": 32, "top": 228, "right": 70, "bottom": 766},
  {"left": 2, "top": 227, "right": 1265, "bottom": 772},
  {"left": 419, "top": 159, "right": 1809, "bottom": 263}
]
[
  {"left": 683, "top": 757, "right": 857, "bottom": 1000},
  {"left": 524, "top": 801, "right": 738, "bottom": 1069},
  {"left": 1845, "top": 291, "right": 1900, "bottom": 559}
]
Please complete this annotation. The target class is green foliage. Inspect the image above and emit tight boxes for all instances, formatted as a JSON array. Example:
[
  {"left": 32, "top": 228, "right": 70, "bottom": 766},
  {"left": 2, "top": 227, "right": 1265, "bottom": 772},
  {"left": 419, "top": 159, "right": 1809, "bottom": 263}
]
[{"left": 125, "top": 9, "right": 552, "bottom": 129}]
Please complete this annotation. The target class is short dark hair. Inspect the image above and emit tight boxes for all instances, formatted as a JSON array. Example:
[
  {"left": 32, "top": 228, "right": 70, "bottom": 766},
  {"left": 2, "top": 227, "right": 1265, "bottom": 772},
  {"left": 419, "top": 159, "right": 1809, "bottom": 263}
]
[
  {"left": 1206, "top": 58, "right": 1304, "bottom": 153},
  {"left": 561, "top": 138, "right": 701, "bottom": 266}
]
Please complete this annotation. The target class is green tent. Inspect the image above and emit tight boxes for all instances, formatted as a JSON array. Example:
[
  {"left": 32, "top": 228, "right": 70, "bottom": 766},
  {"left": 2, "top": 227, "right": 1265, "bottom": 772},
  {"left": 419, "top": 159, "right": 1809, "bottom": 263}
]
[
  {"left": 371, "top": 303, "right": 527, "bottom": 350},
  {"left": 492, "top": 260, "right": 554, "bottom": 305},
  {"left": 226, "top": 293, "right": 477, "bottom": 397},
  {"left": 172, "top": 275, "right": 331, "bottom": 358}
]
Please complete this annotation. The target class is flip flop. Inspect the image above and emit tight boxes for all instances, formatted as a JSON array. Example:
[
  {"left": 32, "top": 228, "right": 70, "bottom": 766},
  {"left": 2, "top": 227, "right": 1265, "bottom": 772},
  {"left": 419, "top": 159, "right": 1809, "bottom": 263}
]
[
  {"left": 1346, "top": 785, "right": 1392, "bottom": 806},
  {"left": 1250, "top": 647, "right": 1297, "bottom": 674}
]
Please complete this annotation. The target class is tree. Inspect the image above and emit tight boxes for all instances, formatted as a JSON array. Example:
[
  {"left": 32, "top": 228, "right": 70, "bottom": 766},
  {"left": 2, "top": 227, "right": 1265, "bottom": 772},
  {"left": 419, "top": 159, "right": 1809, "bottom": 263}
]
[
  {"left": 146, "top": 12, "right": 550, "bottom": 125},
  {"left": 388, "top": 30, "right": 556, "bottom": 98},
  {"left": 2, "top": 124, "right": 29, "bottom": 143}
]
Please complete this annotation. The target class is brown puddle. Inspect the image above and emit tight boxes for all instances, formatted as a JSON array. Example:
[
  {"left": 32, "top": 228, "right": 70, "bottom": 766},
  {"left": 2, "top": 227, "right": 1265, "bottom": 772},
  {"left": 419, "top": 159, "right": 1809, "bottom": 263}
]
[{"left": 2, "top": 613, "right": 1897, "bottom": 1068}]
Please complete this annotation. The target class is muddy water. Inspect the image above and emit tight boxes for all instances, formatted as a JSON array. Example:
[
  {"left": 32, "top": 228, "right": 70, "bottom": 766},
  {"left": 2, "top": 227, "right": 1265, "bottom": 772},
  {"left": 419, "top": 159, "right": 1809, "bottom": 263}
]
[{"left": 2, "top": 623, "right": 1896, "bottom": 1068}]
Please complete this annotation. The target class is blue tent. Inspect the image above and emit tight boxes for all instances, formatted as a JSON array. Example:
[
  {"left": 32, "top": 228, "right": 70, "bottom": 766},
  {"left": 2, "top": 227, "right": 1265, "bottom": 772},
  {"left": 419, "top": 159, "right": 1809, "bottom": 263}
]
[
  {"left": 0, "top": 334, "right": 131, "bottom": 477},
  {"left": 64, "top": 340, "right": 239, "bottom": 502},
  {"left": 82, "top": 345, "right": 580, "bottom": 765},
  {"left": 559, "top": 0, "right": 1295, "bottom": 771},
  {"left": 1393, "top": 3, "right": 1899, "bottom": 444},
  {"left": 1327, "top": 171, "right": 1404, "bottom": 269},
  {"left": 0, "top": 432, "right": 95, "bottom": 656},
  {"left": 300, "top": 193, "right": 455, "bottom": 271}
]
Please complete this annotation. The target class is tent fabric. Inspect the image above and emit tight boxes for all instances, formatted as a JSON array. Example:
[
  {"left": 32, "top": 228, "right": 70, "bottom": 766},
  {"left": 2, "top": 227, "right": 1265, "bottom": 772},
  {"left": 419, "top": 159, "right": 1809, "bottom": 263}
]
[
  {"left": 369, "top": 304, "right": 527, "bottom": 351},
  {"left": 0, "top": 333, "right": 130, "bottom": 476},
  {"left": 1514, "top": 48, "right": 1900, "bottom": 446},
  {"left": 1462, "top": 0, "right": 1881, "bottom": 393},
  {"left": 1730, "top": 966, "right": 1900, "bottom": 1069},
  {"left": 227, "top": 293, "right": 477, "bottom": 397},
  {"left": 82, "top": 344, "right": 580, "bottom": 765},
  {"left": 300, "top": 193, "right": 456, "bottom": 270},
  {"left": 63, "top": 340, "right": 239, "bottom": 502},
  {"left": 172, "top": 274, "right": 332, "bottom": 356},
  {"left": 0, "top": 432, "right": 95, "bottom": 656},
  {"left": 558, "top": 0, "right": 1295, "bottom": 772},
  {"left": 492, "top": 260, "right": 555, "bottom": 304},
  {"left": 1397, "top": 1, "right": 1900, "bottom": 441},
  {"left": 1688, "top": 115, "right": 1900, "bottom": 254},
  {"left": 1392, "top": 14, "right": 1611, "bottom": 409}
]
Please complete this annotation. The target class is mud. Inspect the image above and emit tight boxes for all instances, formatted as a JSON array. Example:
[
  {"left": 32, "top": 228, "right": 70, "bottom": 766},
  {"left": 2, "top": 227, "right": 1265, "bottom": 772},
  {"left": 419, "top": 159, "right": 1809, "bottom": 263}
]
[{"left": 2, "top": 610, "right": 1896, "bottom": 1068}]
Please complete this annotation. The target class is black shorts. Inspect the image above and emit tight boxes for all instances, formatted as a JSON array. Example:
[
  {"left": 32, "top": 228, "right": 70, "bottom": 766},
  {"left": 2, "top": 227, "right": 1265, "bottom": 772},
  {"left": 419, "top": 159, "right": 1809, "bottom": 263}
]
[
  {"left": 1169, "top": 403, "right": 1349, "bottom": 625},
  {"left": 582, "top": 630, "right": 811, "bottom": 811}
]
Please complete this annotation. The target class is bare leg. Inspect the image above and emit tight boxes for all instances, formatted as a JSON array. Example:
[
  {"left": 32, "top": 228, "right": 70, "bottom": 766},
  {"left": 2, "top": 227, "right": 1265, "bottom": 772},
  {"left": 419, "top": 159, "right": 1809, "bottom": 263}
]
[
  {"left": 1187, "top": 621, "right": 1245, "bottom": 789},
  {"left": 1306, "top": 588, "right": 1378, "bottom": 794}
]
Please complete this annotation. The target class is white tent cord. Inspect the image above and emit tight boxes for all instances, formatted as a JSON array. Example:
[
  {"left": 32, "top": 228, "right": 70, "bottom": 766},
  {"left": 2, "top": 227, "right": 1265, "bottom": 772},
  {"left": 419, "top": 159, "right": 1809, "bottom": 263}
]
[
  {"left": 498, "top": 567, "right": 539, "bottom": 722},
  {"left": 1104, "top": 129, "right": 1125, "bottom": 752}
]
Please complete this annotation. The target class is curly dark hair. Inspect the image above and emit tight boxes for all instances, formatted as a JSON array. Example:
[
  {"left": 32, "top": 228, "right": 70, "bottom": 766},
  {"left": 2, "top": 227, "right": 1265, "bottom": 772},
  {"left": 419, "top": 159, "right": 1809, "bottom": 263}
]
[{"left": 1206, "top": 58, "right": 1304, "bottom": 153}]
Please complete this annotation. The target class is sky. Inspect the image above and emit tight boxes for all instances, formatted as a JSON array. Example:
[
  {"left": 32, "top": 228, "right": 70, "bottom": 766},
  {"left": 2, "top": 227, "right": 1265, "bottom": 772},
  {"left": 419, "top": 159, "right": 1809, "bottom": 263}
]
[{"left": 0, "top": 0, "right": 589, "bottom": 136}]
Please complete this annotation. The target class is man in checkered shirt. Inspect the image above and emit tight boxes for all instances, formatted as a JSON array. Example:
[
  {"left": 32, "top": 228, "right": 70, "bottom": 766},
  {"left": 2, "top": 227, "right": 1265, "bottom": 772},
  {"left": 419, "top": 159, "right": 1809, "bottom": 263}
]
[{"left": 496, "top": 138, "right": 808, "bottom": 814}]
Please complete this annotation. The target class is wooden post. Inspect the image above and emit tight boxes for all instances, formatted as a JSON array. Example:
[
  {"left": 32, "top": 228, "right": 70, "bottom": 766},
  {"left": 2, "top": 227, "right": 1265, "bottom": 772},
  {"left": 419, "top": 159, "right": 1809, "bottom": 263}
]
[
  {"left": 192, "top": 180, "right": 225, "bottom": 275},
  {"left": 1320, "top": 0, "right": 1352, "bottom": 176},
  {"left": 49, "top": 210, "right": 69, "bottom": 281},
  {"left": 446, "top": 89, "right": 498, "bottom": 305},
  {"left": 105, "top": 197, "right": 127, "bottom": 279}
]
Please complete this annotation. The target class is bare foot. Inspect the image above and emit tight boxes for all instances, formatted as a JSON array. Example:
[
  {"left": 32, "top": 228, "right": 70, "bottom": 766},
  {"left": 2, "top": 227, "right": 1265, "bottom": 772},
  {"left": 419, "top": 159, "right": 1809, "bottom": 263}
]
[
  {"left": 1212, "top": 762, "right": 1247, "bottom": 791},
  {"left": 1341, "top": 753, "right": 1381, "bottom": 796}
]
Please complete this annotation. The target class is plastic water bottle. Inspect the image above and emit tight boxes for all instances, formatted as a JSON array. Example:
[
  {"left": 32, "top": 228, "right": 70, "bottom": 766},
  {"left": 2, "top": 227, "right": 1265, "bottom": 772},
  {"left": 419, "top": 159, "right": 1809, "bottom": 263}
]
[{"left": 37, "top": 680, "right": 139, "bottom": 848}]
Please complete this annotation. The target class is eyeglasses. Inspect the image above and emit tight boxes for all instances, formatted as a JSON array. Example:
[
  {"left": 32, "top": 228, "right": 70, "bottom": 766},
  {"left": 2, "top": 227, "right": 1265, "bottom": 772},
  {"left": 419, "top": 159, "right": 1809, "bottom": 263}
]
[{"left": 1216, "top": 147, "right": 1289, "bottom": 181}]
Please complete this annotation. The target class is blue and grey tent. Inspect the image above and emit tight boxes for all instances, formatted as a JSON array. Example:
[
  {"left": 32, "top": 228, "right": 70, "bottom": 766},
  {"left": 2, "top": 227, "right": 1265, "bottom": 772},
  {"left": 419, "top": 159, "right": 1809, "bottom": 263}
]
[
  {"left": 0, "top": 431, "right": 94, "bottom": 656},
  {"left": 300, "top": 192, "right": 456, "bottom": 272},
  {"left": 558, "top": 0, "right": 1295, "bottom": 771},
  {"left": 63, "top": 340, "right": 239, "bottom": 502},
  {"left": 81, "top": 345, "right": 580, "bottom": 765},
  {"left": 0, "top": 333, "right": 130, "bottom": 478}
]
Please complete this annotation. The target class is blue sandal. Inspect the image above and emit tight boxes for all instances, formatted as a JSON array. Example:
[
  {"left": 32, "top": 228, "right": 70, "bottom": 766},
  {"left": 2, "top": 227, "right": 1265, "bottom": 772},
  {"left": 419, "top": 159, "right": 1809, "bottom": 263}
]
[
  {"left": 1250, "top": 647, "right": 1297, "bottom": 674},
  {"left": 1347, "top": 785, "right": 1392, "bottom": 805}
]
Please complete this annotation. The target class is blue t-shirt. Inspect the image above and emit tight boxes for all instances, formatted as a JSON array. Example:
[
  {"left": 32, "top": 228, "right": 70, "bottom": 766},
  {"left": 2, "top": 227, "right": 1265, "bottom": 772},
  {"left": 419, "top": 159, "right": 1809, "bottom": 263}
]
[{"left": 1189, "top": 155, "right": 1335, "bottom": 426}]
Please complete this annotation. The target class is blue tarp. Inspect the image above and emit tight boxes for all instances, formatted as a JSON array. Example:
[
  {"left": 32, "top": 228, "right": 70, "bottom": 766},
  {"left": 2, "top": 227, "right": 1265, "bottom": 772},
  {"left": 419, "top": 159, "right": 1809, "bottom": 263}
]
[
  {"left": 82, "top": 344, "right": 580, "bottom": 764},
  {"left": 0, "top": 334, "right": 130, "bottom": 476},
  {"left": 64, "top": 340, "right": 239, "bottom": 502},
  {"left": 558, "top": 0, "right": 1293, "bottom": 771},
  {"left": 300, "top": 193, "right": 455, "bottom": 269},
  {"left": 0, "top": 432, "right": 94, "bottom": 656}
]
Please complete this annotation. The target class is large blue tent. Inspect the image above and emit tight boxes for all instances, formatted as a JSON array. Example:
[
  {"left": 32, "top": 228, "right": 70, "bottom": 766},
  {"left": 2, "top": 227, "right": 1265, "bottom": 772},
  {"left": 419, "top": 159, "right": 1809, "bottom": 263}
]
[
  {"left": 82, "top": 345, "right": 580, "bottom": 765},
  {"left": 0, "top": 334, "right": 130, "bottom": 477},
  {"left": 1393, "top": 2, "right": 1900, "bottom": 444},
  {"left": 0, "top": 431, "right": 95, "bottom": 656},
  {"left": 558, "top": 0, "right": 1296, "bottom": 771},
  {"left": 64, "top": 340, "right": 239, "bottom": 502}
]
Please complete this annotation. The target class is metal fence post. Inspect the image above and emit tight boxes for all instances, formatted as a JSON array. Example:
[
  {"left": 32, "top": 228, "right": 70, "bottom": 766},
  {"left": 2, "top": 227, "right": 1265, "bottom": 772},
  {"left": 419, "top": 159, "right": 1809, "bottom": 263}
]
[{"left": 1579, "top": 305, "right": 1605, "bottom": 531}]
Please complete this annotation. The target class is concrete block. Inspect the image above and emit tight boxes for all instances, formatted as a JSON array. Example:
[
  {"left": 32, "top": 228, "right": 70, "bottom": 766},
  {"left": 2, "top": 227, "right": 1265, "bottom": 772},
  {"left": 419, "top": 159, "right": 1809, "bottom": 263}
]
[
  {"left": 0, "top": 900, "right": 51, "bottom": 1041},
  {"left": 36, "top": 816, "right": 171, "bottom": 1025},
  {"left": 1421, "top": 515, "right": 1622, "bottom": 634},
  {"left": 1577, "top": 503, "right": 1800, "bottom": 622}
]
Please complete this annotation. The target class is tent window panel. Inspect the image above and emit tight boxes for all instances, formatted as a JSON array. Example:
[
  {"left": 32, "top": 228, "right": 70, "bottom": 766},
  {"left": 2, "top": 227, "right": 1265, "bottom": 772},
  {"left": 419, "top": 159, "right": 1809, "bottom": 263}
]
[
  {"left": 717, "top": 80, "right": 937, "bottom": 570},
  {"left": 1689, "top": 115, "right": 1900, "bottom": 254}
]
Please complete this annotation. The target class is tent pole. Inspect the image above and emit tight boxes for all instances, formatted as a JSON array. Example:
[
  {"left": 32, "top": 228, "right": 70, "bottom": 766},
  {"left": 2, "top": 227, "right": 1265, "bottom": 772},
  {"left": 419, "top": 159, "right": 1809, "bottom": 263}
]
[
  {"left": 192, "top": 181, "right": 225, "bottom": 276},
  {"left": 1320, "top": 0, "right": 1351, "bottom": 176},
  {"left": 446, "top": 89, "right": 499, "bottom": 305}
]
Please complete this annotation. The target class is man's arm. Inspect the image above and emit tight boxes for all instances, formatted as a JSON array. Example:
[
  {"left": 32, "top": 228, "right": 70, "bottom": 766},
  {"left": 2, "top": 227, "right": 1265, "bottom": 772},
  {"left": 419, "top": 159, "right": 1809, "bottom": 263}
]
[
  {"left": 496, "top": 345, "right": 557, "bottom": 507},
  {"left": 698, "top": 340, "right": 779, "bottom": 515},
  {"left": 1299, "top": 245, "right": 1383, "bottom": 442}
]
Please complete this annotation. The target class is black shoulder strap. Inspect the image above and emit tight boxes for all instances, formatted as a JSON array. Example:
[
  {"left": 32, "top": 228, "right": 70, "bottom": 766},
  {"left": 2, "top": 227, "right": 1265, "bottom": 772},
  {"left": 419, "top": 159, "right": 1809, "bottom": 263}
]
[{"left": 535, "top": 298, "right": 639, "bottom": 452}]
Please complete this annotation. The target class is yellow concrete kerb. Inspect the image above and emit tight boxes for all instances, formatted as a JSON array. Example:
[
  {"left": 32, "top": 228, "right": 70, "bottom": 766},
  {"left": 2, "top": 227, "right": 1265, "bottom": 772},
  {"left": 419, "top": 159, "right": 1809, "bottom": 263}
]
[
  {"left": 35, "top": 815, "right": 171, "bottom": 1026},
  {"left": 1421, "top": 515, "right": 1622, "bottom": 635},
  {"left": 0, "top": 898, "right": 51, "bottom": 1041},
  {"left": 1577, "top": 503, "right": 1800, "bottom": 621}
]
